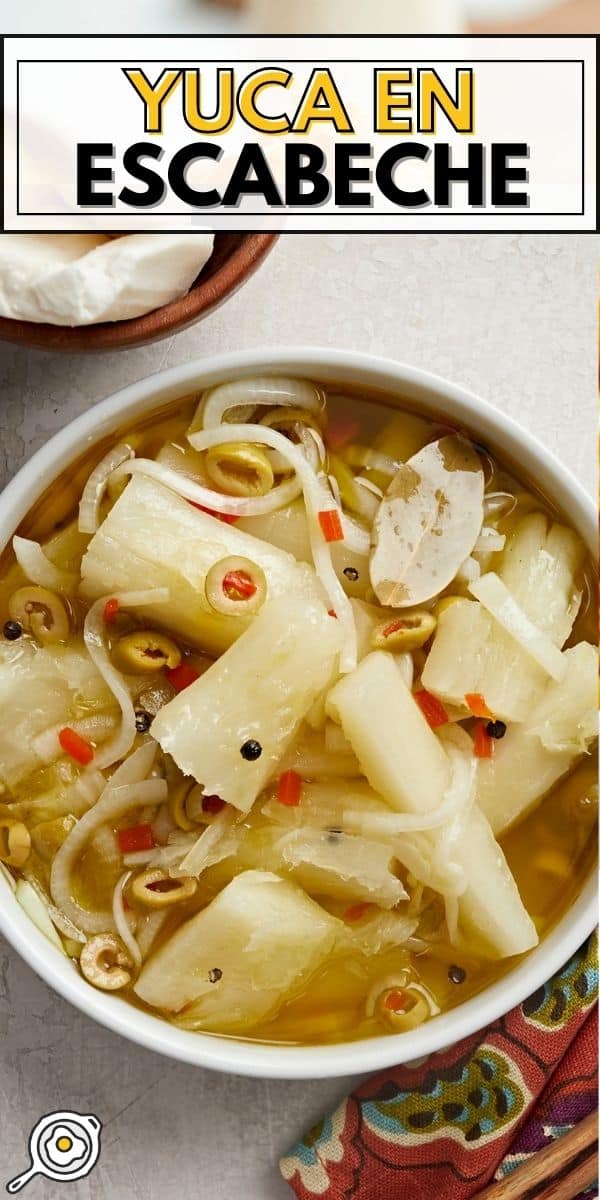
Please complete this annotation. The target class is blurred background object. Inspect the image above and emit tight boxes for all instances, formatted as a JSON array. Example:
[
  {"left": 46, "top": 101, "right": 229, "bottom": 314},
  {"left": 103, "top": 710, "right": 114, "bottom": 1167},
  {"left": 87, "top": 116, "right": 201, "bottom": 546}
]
[
  {"left": 245, "top": 0, "right": 466, "bottom": 33},
  {"left": 471, "top": 0, "right": 598, "bottom": 30},
  {"left": 216, "top": 0, "right": 598, "bottom": 31},
  {"left": 5, "top": 0, "right": 598, "bottom": 33}
]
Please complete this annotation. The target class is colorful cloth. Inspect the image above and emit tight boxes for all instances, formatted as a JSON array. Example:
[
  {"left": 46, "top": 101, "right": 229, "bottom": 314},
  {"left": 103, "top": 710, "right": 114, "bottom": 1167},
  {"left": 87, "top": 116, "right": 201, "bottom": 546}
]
[{"left": 281, "top": 934, "right": 598, "bottom": 1199}]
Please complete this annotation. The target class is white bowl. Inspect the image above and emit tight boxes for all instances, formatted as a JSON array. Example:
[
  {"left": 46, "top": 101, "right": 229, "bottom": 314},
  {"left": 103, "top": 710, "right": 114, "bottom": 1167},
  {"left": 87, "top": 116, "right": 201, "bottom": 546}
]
[{"left": 0, "top": 347, "right": 596, "bottom": 1079}]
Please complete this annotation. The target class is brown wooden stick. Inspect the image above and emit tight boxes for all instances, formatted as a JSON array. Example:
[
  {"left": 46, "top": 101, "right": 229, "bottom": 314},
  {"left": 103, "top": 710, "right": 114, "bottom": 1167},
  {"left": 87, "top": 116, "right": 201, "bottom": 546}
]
[{"left": 475, "top": 1111, "right": 598, "bottom": 1200}]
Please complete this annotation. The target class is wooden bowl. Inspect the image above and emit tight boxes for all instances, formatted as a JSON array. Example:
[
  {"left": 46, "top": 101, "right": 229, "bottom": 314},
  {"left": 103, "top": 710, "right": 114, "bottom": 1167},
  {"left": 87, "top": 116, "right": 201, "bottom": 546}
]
[{"left": 0, "top": 233, "right": 278, "bottom": 353}]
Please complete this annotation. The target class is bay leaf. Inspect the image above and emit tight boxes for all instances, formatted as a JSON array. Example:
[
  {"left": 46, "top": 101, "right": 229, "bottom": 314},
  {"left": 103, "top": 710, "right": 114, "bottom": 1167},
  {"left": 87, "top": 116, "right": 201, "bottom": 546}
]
[{"left": 369, "top": 436, "right": 484, "bottom": 607}]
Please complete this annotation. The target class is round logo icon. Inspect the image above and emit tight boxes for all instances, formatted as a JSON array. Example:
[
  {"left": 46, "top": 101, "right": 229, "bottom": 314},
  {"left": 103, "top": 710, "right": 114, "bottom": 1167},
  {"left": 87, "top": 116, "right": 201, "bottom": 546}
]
[{"left": 6, "top": 1111, "right": 102, "bottom": 1193}]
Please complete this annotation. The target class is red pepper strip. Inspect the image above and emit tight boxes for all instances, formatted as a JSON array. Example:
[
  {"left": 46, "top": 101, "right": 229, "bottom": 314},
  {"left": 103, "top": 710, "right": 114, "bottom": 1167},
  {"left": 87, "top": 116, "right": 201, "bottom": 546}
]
[
  {"left": 187, "top": 501, "right": 239, "bottom": 525},
  {"left": 278, "top": 769, "right": 302, "bottom": 807},
  {"left": 343, "top": 902, "right": 371, "bottom": 922},
  {"left": 165, "top": 663, "right": 200, "bottom": 692},
  {"left": 58, "top": 727, "right": 94, "bottom": 766},
  {"left": 117, "top": 823, "right": 156, "bottom": 854},
  {"left": 327, "top": 416, "right": 360, "bottom": 450},
  {"left": 414, "top": 689, "right": 449, "bottom": 729},
  {"left": 474, "top": 721, "right": 494, "bottom": 759},
  {"left": 222, "top": 570, "right": 257, "bottom": 600},
  {"left": 384, "top": 988, "right": 408, "bottom": 1013},
  {"left": 465, "top": 692, "right": 494, "bottom": 720},
  {"left": 103, "top": 598, "right": 120, "bottom": 624},
  {"left": 318, "top": 510, "right": 344, "bottom": 543},
  {"left": 202, "top": 795, "right": 226, "bottom": 814}
]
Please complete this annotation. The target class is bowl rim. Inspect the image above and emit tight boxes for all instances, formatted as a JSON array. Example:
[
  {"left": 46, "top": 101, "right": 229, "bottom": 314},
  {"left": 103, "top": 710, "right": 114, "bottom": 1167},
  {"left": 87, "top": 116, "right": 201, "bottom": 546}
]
[
  {"left": 0, "top": 345, "right": 596, "bottom": 1080},
  {"left": 0, "top": 234, "right": 278, "bottom": 353}
]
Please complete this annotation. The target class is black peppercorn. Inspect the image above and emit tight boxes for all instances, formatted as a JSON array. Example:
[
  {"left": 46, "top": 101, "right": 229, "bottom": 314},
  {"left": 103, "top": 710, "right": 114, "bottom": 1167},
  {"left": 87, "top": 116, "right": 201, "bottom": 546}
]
[
  {"left": 208, "top": 967, "right": 223, "bottom": 984},
  {"left": 343, "top": 567, "right": 359, "bottom": 582},
  {"left": 240, "top": 739, "right": 262, "bottom": 761},
  {"left": 135, "top": 710, "right": 152, "bottom": 734},
  {"left": 3, "top": 620, "right": 22, "bottom": 641},
  {"left": 486, "top": 720, "right": 507, "bottom": 740},
  {"left": 448, "top": 964, "right": 467, "bottom": 985}
]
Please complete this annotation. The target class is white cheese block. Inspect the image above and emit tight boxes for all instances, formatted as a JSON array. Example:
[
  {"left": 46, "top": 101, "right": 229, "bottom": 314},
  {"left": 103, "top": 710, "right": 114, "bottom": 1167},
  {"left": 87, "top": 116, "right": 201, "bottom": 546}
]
[
  {"left": 31, "top": 233, "right": 214, "bottom": 325},
  {"left": 0, "top": 232, "right": 214, "bottom": 325},
  {"left": 0, "top": 235, "right": 107, "bottom": 322}
]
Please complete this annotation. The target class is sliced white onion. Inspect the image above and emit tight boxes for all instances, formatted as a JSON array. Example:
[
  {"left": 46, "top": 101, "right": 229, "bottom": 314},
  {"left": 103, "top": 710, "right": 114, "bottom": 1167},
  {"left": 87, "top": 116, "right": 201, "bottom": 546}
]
[
  {"left": 12, "top": 536, "right": 79, "bottom": 594},
  {"left": 196, "top": 377, "right": 324, "bottom": 432},
  {"left": 79, "top": 444, "right": 134, "bottom": 534},
  {"left": 341, "top": 780, "right": 470, "bottom": 838},
  {"left": 428, "top": 740, "right": 477, "bottom": 905},
  {"left": 151, "top": 802, "right": 178, "bottom": 846},
  {"left": 111, "top": 457, "right": 302, "bottom": 518},
  {"left": 484, "top": 491, "right": 517, "bottom": 521},
  {"left": 90, "top": 823, "right": 123, "bottom": 870},
  {"left": 474, "top": 527, "right": 506, "bottom": 554},
  {"left": 326, "top": 470, "right": 374, "bottom": 549},
  {"left": 396, "top": 653, "right": 414, "bottom": 690},
  {"left": 107, "top": 741, "right": 158, "bottom": 785},
  {"left": 137, "top": 909, "right": 169, "bottom": 959},
  {"left": 347, "top": 912, "right": 419, "bottom": 957},
  {"left": 122, "top": 849, "right": 156, "bottom": 868},
  {"left": 49, "top": 739, "right": 154, "bottom": 916},
  {"left": 74, "top": 713, "right": 119, "bottom": 740},
  {"left": 393, "top": 833, "right": 464, "bottom": 899},
  {"left": 355, "top": 476, "right": 384, "bottom": 499},
  {"left": 112, "top": 871, "right": 142, "bottom": 971},
  {"left": 299, "top": 425, "right": 326, "bottom": 470},
  {"left": 148, "top": 832, "right": 197, "bottom": 871},
  {"left": 456, "top": 555, "right": 481, "bottom": 584},
  {"left": 50, "top": 771, "right": 166, "bottom": 935},
  {"left": 444, "top": 895, "right": 460, "bottom": 945},
  {"left": 176, "top": 807, "right": 237, "bottom": 877},
  {"left": 148, "top": 830, "right": 196, "bottom": 868},
  {"left": 71, "top": 768, "right": 106, "bottom": 812},
  {"left": 328, "top": 473, "right": 342, "bottom": 508},
  {"left": 15, "top": 879, "right": 66, "bottom": 954},
  {"left": 340, "top": 512, "right": 371, "bottom": 556},
  {"left": 469, "top": 573, "right": 566, "bottom": 681},
  {"left": 22, "top": 873, "right": 87, "bottom": 943},
  {"left": 156, "top": 442, "right": 210, "bottom": 483},
  {"left": 188, "top": 424, "right": 357, "bottom": 671},
  {"left": 328, "top": 473, "right": 376, "bottom": 538},
  {"left": 84, "top": 588, "right": 169, "bottom": 770},
  {"left": 33, "top": 714, "right": 118, "bottom": 765},
  {"left": 261, "top": 411, "right": 323, "bottom": 474},
  {"left": 391, "top": 741, "right": 476, "bottom": 900}
]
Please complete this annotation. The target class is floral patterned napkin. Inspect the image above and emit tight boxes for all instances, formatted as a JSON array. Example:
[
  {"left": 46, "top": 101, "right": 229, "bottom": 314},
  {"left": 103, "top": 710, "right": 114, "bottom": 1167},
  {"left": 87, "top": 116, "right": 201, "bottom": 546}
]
[{"left": 281, "top": 934, "right": 598, "bottom": 1199}]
